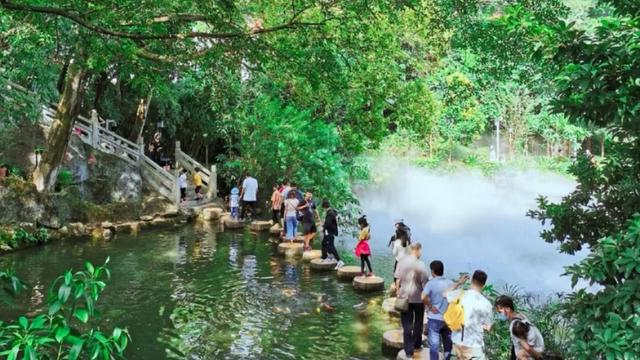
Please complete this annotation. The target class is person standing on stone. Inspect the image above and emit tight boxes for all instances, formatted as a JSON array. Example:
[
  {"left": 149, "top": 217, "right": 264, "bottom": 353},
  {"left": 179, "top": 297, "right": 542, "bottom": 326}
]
[
  {"left": 320, "top": 199, "right": 343, "bottom": 268},
  {"left": 423, "top": 260, "right": 454, "bottom": 360},
  {"left": 355, "top": 215, "right": 373, "bottom": 276},
  {"left": 444, "top": 270, "right": 494, "bottom": 360},
  {"left": 178, "top": 168, "right": 188, "bottom": 203},
  {"left": 239, "top": 174, "right": 258, "bottom": 220},
  {"left": 298, "top": 192, "right": 319, "bottom": 251},
  {"left": 392, "top": 223, "right": 411, "bottom": 285},
  {"left": 395, "top": 242, "right": 429, "bottom": 358},
  {"left": 229, "top": 186, "right": 240, "bottom": 220},
  {"left": 283, "top": 190, "right": 300, "bottom": 242},
  {"left": 270, "top": 184, "right": 283, "bottom": 224}
]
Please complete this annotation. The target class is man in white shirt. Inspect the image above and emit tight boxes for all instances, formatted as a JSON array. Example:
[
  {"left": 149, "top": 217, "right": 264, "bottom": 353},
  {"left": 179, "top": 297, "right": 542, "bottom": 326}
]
[
  {"left": 444, "top": 270, "right": 493, "bottom": 360},
  {"left": 239, "top": 175, "right": 258, "bottom": 219}
]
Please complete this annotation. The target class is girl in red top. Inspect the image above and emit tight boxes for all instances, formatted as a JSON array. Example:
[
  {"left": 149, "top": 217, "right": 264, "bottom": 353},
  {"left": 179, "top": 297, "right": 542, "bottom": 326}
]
[{"left": 355, "top": 215, "right": 373, "bottom": 277}]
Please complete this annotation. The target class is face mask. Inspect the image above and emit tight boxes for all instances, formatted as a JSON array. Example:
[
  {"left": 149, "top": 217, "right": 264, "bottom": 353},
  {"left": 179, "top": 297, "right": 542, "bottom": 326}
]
[{"left": 497, "top": 312, "right": 508, "bottom": 321}]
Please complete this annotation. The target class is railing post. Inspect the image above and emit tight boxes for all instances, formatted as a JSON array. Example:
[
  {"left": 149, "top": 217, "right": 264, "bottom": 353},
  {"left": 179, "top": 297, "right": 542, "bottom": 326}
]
[
  {"left": 175, "top": 141, "right": 181, "bottom": 168},
  {"left": 90, "top": 109, "right": 100, "bottom": 148},
  {"left": 137, "top": 138, "right": 145, "bottom": 164},
  {"left": 174, "top": 171, "right": 181, "bottom": 206},
  {"left": 207, "top": 165, "right": 217, "bottom": 199}
]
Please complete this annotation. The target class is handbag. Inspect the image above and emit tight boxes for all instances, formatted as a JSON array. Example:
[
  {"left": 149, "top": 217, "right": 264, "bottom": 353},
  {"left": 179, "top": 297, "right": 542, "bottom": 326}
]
[{"left": 394, "top": 296, "right": 409, "bottom": 312}]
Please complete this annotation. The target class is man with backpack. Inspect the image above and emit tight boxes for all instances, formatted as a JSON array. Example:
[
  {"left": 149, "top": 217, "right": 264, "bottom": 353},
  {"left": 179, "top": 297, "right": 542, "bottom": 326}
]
[
  {"left": 495, "top": 296, "right": 545, "bottom": 360},
  {"left": 443, "top": 270, "right": 493, "bottom": 360},
  {"left": 422, "top": 260, "right": 454, "bottom": 360}
]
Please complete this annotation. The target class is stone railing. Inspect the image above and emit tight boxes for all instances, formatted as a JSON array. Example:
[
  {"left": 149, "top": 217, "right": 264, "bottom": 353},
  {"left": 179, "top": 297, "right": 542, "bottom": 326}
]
[{"left": 175, "top": 141, "right": 217, "bottom": 199}]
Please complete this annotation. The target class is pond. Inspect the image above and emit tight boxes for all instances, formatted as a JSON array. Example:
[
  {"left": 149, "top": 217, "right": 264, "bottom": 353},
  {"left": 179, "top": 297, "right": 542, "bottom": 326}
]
[{"left": 0, "top": 225, "right": 398, "bottom": 359}]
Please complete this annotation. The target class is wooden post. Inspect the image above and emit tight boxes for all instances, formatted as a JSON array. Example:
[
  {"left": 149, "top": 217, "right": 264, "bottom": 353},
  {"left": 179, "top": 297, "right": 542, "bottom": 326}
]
[
  {"left": 90, "top": 109, "right": 99, "bottom": 148},
  {"left": 207, "top": 164, "right": 217, "bottom": 199}
]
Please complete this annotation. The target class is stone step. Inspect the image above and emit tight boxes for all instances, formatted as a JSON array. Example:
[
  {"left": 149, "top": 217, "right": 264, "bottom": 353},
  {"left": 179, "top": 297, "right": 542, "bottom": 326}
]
[{"left": 353, "top": 275, "right": 385, "bottom": 292}]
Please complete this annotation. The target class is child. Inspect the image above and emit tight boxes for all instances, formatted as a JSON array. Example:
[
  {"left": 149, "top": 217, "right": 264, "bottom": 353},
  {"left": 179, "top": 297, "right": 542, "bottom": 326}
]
[
  {"left": 355, "top": 215, "right": 373, "bottom": 276},
  {"left": 178, "top": 169, "right": 188, "bottom": 203},
  {"left": 230, "top": 186, "right": 240, "bottom": 220},
  {"left": 193, "top": 167, "right": 203, "bottom": 201},
  {"left": 512, "top": 319, "right": 545, "bottom": 360}
]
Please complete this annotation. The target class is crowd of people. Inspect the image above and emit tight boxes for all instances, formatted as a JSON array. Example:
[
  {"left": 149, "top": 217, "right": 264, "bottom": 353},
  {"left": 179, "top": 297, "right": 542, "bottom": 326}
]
[
  {"left": 226, "top": 176, "right": 549, "bottom": 360},
  {"left": 389, "top": 220, "right": 547, "bottom": 360}
]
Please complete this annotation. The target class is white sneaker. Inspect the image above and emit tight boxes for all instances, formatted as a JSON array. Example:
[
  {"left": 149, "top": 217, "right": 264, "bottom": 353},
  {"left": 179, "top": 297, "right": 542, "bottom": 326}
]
[{"left": 334, "top": 260, "right": 344, "bottom": 270}]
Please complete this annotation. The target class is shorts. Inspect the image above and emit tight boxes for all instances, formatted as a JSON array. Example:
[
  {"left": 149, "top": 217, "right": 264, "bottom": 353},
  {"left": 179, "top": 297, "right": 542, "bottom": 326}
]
[
  {"left": 303, "top": 222, "right": 317, "bottom": 235},
  {"left": 453, "top": 344, "right": 486, "bottom": 360},
  {"left": 195, "top": 186, "right": 202, "bottom": 194}
]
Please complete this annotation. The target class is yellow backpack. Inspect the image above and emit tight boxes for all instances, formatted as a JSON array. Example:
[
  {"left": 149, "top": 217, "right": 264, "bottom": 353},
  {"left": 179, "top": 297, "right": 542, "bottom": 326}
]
[{"left": 443, "top": 290, "right": 465, "bottom": 331}]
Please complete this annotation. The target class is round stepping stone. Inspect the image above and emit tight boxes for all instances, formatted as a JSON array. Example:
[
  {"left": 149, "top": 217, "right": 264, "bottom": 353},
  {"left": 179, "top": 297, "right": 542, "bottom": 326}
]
[
  {"left": 310, "top": 258, "right": 337, "bottom": 271},
  {"left": 302, "top": 250, "right": 322, "bottom": 261},
  {"left": 250, "top": 221, "right": 271, "bottom": 231},
  {"left": 397, "top": 349, "right": 441, "bottom": 360},
  {"left": 382, "top": 297, "right": 400, "bottom": 317},
  {"left": 382, "top": 329, "right": 404, "bottom": 357},
  {"left": 270, "top": 224, "right": 283, "bottom": 235},
  {"left": 353, "top": 275, "right": 385, "bottom": 292},
  {"left": 336, "top": 265, "right": 361, "bottom": 280},
  {"left": 201, "top": 207, "right": 222, "bottom": 220},
  {"left": 277, "top": 242, "right": 304, "bottom": 257},
  {"left": 223, "top": 217, "right": 244, "bottom": 229}
]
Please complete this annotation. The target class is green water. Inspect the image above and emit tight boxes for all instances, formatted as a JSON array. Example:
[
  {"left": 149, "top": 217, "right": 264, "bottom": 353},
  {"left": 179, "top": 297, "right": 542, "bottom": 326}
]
[{"left": 0, "top": 224, "right": 398, "bottom": 359}]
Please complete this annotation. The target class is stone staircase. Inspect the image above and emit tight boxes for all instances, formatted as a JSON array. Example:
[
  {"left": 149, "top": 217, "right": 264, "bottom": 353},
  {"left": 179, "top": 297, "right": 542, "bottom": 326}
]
[{"left": 1, "top": 77, "right": 217, "bottom": 209}]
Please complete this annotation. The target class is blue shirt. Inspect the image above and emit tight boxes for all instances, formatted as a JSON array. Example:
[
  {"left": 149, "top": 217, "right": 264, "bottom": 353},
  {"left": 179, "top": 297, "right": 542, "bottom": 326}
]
[{"left": 422, "top": 276, "right": 454, "bottom": 321}]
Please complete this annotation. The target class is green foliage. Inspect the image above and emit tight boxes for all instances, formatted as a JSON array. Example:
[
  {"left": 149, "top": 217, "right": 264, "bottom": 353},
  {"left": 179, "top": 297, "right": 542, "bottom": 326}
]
[
  {"left": 220, "top": 96, "right": 353, "bottom": 208},
  {"left": 0, "top": 258, "right": 130, "bottom": 359},
  {"left": 0, "top": 227, "right": 50, "bottom": 248},
  {"left": 56, "top": 169, "right": 74, "bottom": 189}
]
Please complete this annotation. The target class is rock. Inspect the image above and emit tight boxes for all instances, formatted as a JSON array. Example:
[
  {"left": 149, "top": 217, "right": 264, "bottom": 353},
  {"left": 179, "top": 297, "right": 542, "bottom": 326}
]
[
  {"left": 38, "top": 216, "right": 61, "bottom": 229},
  {"left": 18, "top": 222, "right": 36, "bottom": 233},
  {"left": 277, "top": 242, "right": 304, "bottom": 257},
  {"left": 201, "top": 207, "right": 223, "bottom": 221},
  {"left": 179, "top": 207, "right": 197, "bottom": 220},
  {"left": 382, "top": 297, "right": 401, "bottom": 317},
  {"left": 111, "top": 169, "right": 142, "bottom": 202},
  {"left": 302, "top": 250, "right": 322, "bottom": 262},
  {"left": 58, "top": 226, "right": 69, "bottom": 236},
  {"left": 336, "top": 265, "right": 361, "bottom": 281},
  {"left": 353, "top": 275, "right": 385, "bottom": 292},
  {"left": 249, "top": 221, "right": 271, "bottom": 231},
  {"left": 101, "top": 221, "right": 114, "bottom": 229},
  {"left": 102, "top": 228, "right": 113, "bottom": 240},
  {"left": 382, "top": 329, "right": 404, "bottom": 356},
  {"left": 270, "top": 224, "right": 283, "bottom": 235},
  {"left": 223, "top": 217, "right": 244, "bottom": 229},
  {"left": 160, "top": 210, "right": 179, "bottom": 218},
  {"left": 114, "top": 222, "right": 134, "bottom": 233},
  {"left": 310, "top": 258, "right": 337, "bottom": 271},
  {"left": 140, "top": 215, "right": 154, "bottom": 222},
  {"left": 151, "top": 217, "right": 175, "bottom": 228},
  {"left": 0, "top": 244, "right": 12, "bottom": 252},
  {"left": 68, "top": 222, "right": 86, "bottom": 237},
  {"left": 397, "top": 349, "right": 441, "bottom": 360}
]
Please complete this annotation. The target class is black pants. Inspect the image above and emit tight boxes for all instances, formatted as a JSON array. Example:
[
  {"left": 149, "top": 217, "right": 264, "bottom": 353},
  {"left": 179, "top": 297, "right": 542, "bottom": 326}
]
[
  {"left": 321, "top": 234, "right": 340, "bottom": 261},
  {"left": 240, "top": 200, "right": 256, "bottom": 219},
  {"left": 180, "top": 187, "right": 186, "bottom": 200},
  {"left": 360, "top": 254, "right": 372, "bottom": 273},
  {"left": 271, "top": 209, "right": 281, "bottom": 223},
  {"left": 401, "top": 302, "right": 425, "bottom": 356}
]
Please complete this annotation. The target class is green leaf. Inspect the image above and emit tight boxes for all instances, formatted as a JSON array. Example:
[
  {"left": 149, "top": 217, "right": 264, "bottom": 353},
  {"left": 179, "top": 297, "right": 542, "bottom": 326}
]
[
  {"left": 73, "top": 308, "right": 89, "bottom": 323},
  {"left": 55, "top": 326, "right": 70, "bottom": 343},
  {"left": 18, "top": 316, "right": 28, "bottom": 330}
]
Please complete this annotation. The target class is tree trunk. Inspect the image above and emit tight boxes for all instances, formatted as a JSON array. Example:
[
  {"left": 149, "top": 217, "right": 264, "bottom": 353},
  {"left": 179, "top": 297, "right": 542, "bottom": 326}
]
[
  {"left": 134, "top": 90, "right": 153, "bottom": 144},
  {"left": 93, "top": 71, "right": 109, "bottom": 114},
  {"left": 600, "top": 135, "right": 605, "bottom": 157},
  {"left": 33, "top": 54, "right": 86, "bottom": 192}
]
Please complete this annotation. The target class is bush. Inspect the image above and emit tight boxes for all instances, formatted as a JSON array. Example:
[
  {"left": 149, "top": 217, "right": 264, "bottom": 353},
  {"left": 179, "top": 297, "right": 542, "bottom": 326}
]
[
  {"left": 0, "top": 258, "right": 130, "bottom": 359},
  {"left": 56, "top": 169, "right": 74, "bottom": 189}
]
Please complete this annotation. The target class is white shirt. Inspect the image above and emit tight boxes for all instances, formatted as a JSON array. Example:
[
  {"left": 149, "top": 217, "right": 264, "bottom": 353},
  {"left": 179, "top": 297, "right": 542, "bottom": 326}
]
[
  {"left": 284, "top": 198, "right": 300, "bottom": 217},
  {"left": 230, "top": 194, "right": 239, "bottom": 207},
  {"left": 511, "top": 315, "right": 545, "bottom": 358},
  {"left": 392, "top": 239, "right": 410, "bottom": 262},
  {"left": 178, "top": 173, "right": 187, "bottom": 189},
  {"left": 446, "top": 288, "right": 493, "bottom": 349},
  {"left": 242, "top": 177, "right": 258, "bottom": 201}
]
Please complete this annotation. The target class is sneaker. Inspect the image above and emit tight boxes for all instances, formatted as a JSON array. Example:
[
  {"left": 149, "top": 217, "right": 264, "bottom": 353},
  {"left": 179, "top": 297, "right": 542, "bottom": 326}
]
[
  {"left": 334, "top": 261, "right": 344, "bottom": 270},
  {"left": 367, "top": 272, "right": 374, "bottom": 277}
]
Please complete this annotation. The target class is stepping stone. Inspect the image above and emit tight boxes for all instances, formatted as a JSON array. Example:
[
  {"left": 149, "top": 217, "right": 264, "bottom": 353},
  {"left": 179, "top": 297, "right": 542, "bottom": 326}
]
[
  {"left": 382, "top": 329, "right": 404, "bottom": 357},
  {"left": 250, "top": 221, "right": 272, "bottom": 231},
  {"left": 302, "top": 250, "right": 322, "bottom": 261},
  {"left": 382, "top": 297, "right": 401, "bottom": 317},
  {"left": 223, "top": 217, "right": 244, "bottom": 229},
  {"left": 270, "top": 224, "right": 283, "bottom": 235},
  {"left": 277, "top": 242, "right": 304, "bottom": 257},
  {"left": 201, "top": 207, "right": 223, "bottom": 220},
  {"left": 353, "top": 275, "right": 384, "bottom": 292},
  {"left": 336, "top": 265, "right": 361, "bottom": 280},
  {"left": 397, "top": 349, "right": 442, "bottom": 360},
  {"left": 310, "top": 258, "right": 337, "bottom": 271}
]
